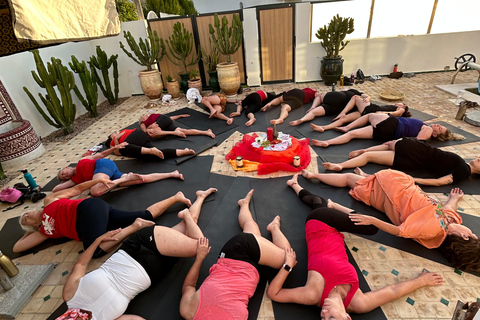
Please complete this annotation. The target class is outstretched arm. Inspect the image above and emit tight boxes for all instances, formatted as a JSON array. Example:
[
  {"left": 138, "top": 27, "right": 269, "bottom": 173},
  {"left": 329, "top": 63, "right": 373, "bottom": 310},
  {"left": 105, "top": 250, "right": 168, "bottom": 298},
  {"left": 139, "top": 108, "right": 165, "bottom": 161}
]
[
  {"left": 347, "top": 271, "right": 444, "bottom": 313},
  {"left": 180, "top": 238, "right": 210, "bottom": 320},
  {"left": 413, "top": 174, "right": 453, "bottom": 186},
  {"left": 62, "top": 229, "right": 122, "bottom": 301},
  {"left": 170, "top": 114, "right": 190, "bottom": 121},
  {"left": 85, "top": 143, "right": 128, "bottom": 160},
  {"left": 13, "top": 231, "right": 49, "bottom": 253},
  {"left": 443, "top": 188, "right": 464, "bottom": 212},
  {"left": 52, "top": 179, "right": 77, "bottom": 193},
  {"left": 348, "top": 213, "right": 400, "bottom": 236},
  {"left": 45, "top": 178, "right": 114, "bottom": 206}
]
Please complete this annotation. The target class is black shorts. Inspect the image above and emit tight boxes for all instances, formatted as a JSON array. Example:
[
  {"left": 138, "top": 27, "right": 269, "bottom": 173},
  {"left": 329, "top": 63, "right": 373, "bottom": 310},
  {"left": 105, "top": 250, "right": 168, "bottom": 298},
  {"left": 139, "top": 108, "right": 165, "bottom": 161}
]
[
  {"left": 120, "top": 226, "right": 177, "bottom": 284},
  {"left": 156, "top": 115, "right": 177, "bottom": 131},
  {"left": 219, "top": 233, "right": 261, "bottom": 270},
  {"left": 321, "top": 103, "right": 358, "bottom": 116},
  {"left": 283, "top": 89, "right": 305, "bottom": 110},
  {"left": 372, "top": 115, "right": 398, "bottom": 141}
]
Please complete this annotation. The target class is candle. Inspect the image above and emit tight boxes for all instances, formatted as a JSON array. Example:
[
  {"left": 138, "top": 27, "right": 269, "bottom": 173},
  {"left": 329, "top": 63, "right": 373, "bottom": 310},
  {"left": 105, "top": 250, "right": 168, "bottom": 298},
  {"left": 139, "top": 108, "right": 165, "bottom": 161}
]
[
  {"left": 293, "top": 155, "right": 301, "bottom": 167},
  {"left": 267, "top": 127, "right": 273, "bottom": 141},
  {"left": 236, "top": 156, "right": 244, "bottom": 168}
]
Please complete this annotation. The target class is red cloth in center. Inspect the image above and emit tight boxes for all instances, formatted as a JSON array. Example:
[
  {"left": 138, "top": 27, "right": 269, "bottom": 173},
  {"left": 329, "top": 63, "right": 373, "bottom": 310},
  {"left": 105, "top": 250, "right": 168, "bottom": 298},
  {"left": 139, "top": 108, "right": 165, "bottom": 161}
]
[{"left": 225, "top": 133, "right": 311, "bottom": 175}]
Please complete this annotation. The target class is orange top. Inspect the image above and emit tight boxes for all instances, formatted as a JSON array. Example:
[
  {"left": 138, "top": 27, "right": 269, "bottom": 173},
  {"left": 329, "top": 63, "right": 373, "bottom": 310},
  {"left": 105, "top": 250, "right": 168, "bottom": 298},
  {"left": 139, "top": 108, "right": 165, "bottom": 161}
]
[{"left": 349, "top": 169, "right": 462, "bottom": 249}]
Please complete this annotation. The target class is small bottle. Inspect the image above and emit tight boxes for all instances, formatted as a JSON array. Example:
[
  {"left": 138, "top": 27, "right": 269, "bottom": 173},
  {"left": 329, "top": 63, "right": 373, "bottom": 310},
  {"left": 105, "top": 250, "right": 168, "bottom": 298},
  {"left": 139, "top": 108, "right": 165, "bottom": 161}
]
[
  {"left": 332, "top": 83, "right": 336, "bottom": 92},
  {"left": 0, "top": 251, "right": 19, "bottom": 277},
  {"left": 340, "top": 75, "right": 344, "bottom": 87},
  {"left": 20, "top": 169, "right": 37, "bottom": 189},
  {"left": 351, "top": 73, "right": 355, "bottom": 83},
  {"left": 393, "top": 63, "right": 398, "bottom": 73},
  {"left": 0, "top": 267, "right": 14, "bottom": 291},
  {"left": 272, "top": 124, "right": 278, "bottom": 140},
  {"left": 236, "top": 156, "right": 244, "bottom": 168}
]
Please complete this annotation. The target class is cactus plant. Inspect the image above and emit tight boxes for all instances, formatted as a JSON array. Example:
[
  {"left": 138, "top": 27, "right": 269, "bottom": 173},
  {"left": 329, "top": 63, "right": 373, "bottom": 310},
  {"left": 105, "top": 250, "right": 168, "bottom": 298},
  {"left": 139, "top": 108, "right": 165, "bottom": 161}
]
[
  {"left": 201, "top": 38, "right": 220, "bottom": 72},
  {"left": 162, "top": 22, "right": 201, "bottom": 75},
  {"left": 315, "top": 14, "right": 354, "bottom": 59},
  {"left": 209, "top": 13, "right": 243, "bottom": 64},
  {"left": 120, "top": 29, "right": 166, "bottom": 71},
  {"left": 23, "top": 49, "right": 76, "bottom": 135},
  {"left": 89, "top": 46, "right": 119, "bottom": 105},
  {"left": 69, "top": 56, "right": 98, "bottom": 117}
]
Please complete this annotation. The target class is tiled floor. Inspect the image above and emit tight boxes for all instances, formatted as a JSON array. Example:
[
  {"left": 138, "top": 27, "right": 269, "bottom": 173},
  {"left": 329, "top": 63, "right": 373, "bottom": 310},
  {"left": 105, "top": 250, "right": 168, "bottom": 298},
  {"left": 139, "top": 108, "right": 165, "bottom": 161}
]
[{"left": 2, "top": 70, "right": 480, "bottom": 320}]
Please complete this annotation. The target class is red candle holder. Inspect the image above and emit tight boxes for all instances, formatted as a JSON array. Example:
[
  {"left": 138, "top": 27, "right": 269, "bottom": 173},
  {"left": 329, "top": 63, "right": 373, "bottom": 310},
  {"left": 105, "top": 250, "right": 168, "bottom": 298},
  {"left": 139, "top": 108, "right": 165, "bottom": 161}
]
[{"left": 267, "top": 127, "right": 273, "bottom": 141}]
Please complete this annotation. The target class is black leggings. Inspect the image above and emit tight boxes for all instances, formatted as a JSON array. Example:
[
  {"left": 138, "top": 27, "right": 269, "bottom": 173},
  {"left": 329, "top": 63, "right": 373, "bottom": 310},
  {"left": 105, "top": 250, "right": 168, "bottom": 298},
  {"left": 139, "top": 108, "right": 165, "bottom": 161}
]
[
  {"left": 75, "top": 198, "right": 154, "bottom": 257},
  {"left": 120, "top": 130, "right": 177, "bottom": 160},
  {"left": 218, "top": 232, "right": 261, "bottom": 271},
  {"left": 283, "top": 89, "right": 305, "bottom": 110},
  {"left": 299, "top": 189, "right": 378, "bottom": 235},
  {"left": 241, "top": 91, "right": 278, "bottom": 116}
]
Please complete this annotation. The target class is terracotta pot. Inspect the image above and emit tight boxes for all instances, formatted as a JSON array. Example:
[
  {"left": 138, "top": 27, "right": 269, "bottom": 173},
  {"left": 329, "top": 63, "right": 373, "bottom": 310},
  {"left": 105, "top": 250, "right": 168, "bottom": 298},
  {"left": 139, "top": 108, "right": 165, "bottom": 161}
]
[
  {"left": 188, "top": 79, "right": 202, "bottom": 93},
  {"left": 216, "top": 62, "right": 240, "bottom": 97},
  {"left": 138, "top": 69, "right": 163, "bottom": 101},
  {"left": 165, "top": 80, "right": 180, "bottom": 98}
]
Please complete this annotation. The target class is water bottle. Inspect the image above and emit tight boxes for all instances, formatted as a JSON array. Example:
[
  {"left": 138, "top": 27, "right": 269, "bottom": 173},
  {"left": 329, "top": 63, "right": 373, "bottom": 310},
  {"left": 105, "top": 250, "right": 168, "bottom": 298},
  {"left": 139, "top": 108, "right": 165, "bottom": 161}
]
[
  {"left": 340, "top": 75, "right": 344, "bottom": 87},
  {"left": 332, "top": 83, "right": 336, "bottom": 92},
  {"left": 0, "top": 267, "right": 14, "bottom": 291},
  {"left": 20, "top": 169, "right": 37, "bottom": 189},
  {"left": 0, "top": 251, "right": 19, "bottom": 277}
]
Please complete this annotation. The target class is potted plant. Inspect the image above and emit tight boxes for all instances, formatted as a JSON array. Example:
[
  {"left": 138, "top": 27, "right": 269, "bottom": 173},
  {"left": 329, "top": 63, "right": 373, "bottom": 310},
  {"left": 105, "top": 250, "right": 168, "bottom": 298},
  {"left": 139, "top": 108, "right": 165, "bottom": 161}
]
[
  {"left": 315, "top": 14, "right": 354, "bottom": 85},
  {"left": 119, "top": 29, "right": 166, "bottom": 101},
  {"left": 165, "top": 74, "right": 180, "bottom": 98},
  {"left": 161, "top": 22, "right": 201, "bottom": 94},
  {"left": 209, "top": 13, "right": 243, "bottom": 96},
  {"left": 187, "top": 69, "right": 202, "bottom": 93},
  {"left": 201, "top": 38, "right": 220, "bottom": 92}
]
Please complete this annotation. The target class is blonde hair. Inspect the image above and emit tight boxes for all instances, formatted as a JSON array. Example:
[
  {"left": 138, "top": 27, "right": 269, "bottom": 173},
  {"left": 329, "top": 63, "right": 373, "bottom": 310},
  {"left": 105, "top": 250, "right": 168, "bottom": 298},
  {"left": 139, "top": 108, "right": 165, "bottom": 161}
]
[
  {"left": 57, "top": 168, "right": 67, "bottom": 181},
  {"left": 19, "top": 212, "right": 38, "bottom": 232},
  {"left": 433, "top": 129, "right": 465, "bottom": 142}
]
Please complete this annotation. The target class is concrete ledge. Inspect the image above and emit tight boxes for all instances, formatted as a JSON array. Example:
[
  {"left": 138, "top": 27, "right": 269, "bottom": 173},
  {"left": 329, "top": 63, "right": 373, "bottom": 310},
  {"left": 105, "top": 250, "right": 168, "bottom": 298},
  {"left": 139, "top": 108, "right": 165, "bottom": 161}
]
[{"left": 0, "top": 264, "right": 54, "bottom": 320}]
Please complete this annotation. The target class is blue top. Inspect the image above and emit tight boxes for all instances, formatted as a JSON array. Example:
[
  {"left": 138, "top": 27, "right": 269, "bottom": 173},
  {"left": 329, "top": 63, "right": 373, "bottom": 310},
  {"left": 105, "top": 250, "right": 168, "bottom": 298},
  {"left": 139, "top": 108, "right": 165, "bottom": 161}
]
[{"left": 395, "top": 117, "right": 424, "bottom": 139}]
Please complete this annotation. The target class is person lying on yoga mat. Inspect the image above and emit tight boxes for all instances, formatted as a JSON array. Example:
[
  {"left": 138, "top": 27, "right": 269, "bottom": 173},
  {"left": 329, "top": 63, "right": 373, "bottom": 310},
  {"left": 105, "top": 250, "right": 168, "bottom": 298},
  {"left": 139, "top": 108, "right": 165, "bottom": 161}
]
[
  {"left": 322, "top": 137, "right": 480, "bottom": 186},
  {"left": 261, "top": 88, "right": 318, "bottom": 125},
  {"left": 288, "top": 88, "right": 364, "bottom": 126},
  {"left": 53, "top": 148, "right": 185, "bottom": 196},
  {"left": 312, "top": 113, "right": 463, "bottom": 148},
  {"left": 309, "top": 98, "right": 411, "bottom": 133},
  {"left": 14, "top": 177, "right": 194, "bottom": 257},
  {"left": 300, "top": 168, "right": 480, "bottom": 272},
  {"left": 180, "top": 189, "right": 293, "bottom": 320},
  {"left": 139, "top": 113, "right": 215, "bottom": 139},
  {"left": 200, "top": 93, "right": 238, "bottom": 125},
  {"left": 59, "top": 188, "right": 216, "bottom": 320},
  {"left": 266, "top": 173, "right": 444, "bottom": 319},
  {"left": 105, "top": 128, "right": 195, "bottom": 160},
  {"left": 229, "top": 90, "right": 280, "bottom": 126}
]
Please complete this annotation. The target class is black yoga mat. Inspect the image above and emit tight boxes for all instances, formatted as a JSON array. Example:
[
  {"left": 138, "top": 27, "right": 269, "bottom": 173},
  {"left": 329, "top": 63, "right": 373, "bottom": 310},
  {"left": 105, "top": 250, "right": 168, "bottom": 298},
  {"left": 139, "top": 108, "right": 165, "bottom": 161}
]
[
  {"left": 427, "top": 121, "right": 480, "bottom": 147},
  {"left": 167, "top": 106, "right": 239, "bottom": 136},
  {"left": 250, "top": 176, "right": 386, "bottom": 320},
  {"left": 42, "top": 163, "right": 77, "bottom": 192}
]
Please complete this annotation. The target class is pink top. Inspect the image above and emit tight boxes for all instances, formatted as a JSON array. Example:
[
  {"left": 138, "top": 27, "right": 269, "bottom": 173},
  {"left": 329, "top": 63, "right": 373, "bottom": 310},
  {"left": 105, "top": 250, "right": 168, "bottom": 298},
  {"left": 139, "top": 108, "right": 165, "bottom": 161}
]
[
  {"left": 40, "top": 198, "right": 84, "bottom": 241},
  {"left": 142, "top": 114, "right": 161, "bottom": 128},
  {"left": 193, "top": 258, "right": 260, "bottom": 320},
  {"left": 257, "top": 90, "right": 267, "bottom": 102},
  {"left": 306, "top": 219, "right": 359, "bottom": 307},
  {"left": 302, "top": 88, "right": 317, "bottom": 104}
]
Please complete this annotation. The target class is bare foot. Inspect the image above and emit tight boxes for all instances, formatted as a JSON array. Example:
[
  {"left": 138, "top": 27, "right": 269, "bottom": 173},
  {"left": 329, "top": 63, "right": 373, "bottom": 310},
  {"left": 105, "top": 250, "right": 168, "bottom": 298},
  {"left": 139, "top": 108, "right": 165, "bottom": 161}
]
[
  {"left": 177, "top": 208, "right": 192, "bottom": 220},
  {"left": 209, "top": 110, "right": 217, "bottom": 118},
  {"left": 333, "top": 126, "right": 349, "bottom": 133},
  {"left": 238, "top": 189, "right": 254, "bottom": 207},
  {"left": 206, "top": 129, "right": 215, "bottom": 139},
  {"left": 175, "top": 191, "right": 192, "bottom": 207},
  {"left": 327, "top": 199, "right": 337, "bottom": 210},
  {"left": 133, "top": 217, "right": 155, "bottom": 229},
  {"left": 353, "top": 167, "right": 369, "bottom": 177},
  {"left": 289, "top": 119, "right": 303, "bottom": 126},
  {"left": 286, "top": 173, "right": 299, "bottom": 187},
  {"left": 270, "top": 119, "right": 284, "bottom": 125},
  {"left": 417, "top": 270, "right": 444, "bottom": 287},
  {"left": 322, "top": 162, "right": 343, "bottom": 172},
  {"left": 177, "top": 148, "right": 195, "bottom": 156},
  {"left": 227, "top": 118, "right": 234, "bottom": 125},
  {"left": 245, "top": 118, "right": 256, "bottom": 126},
  {"left": 170, "top": 170, "right": 184, "bottom": 180},
  {"left": 125, "top": 172, "right": 145, "bottom": 183},
  {"left": 174, "top": 128, "right": 187, "bottom": 138},
  {"left": 152, "top": 148, "right": 164, "bottom": 159},
  {"left": 266, "top": 215, "right": 281, "bottom": 232},
  {"left": 310, "top": 123, "right": 324, "bottom": 133},
  {"left": 230, "top": 112, "right": 241, "bottom": 117},
  {"left": 349, "top": 149, "right": 365, "bottom": 159},
  {"left": 312, "top": 139, "right": 329, "bottom": 147},
  {"left": 301, "top": 169, "right": 315, "bottom": 179},
  {"left": 196, "top": 187, "right": 218, "bottom": 199}
]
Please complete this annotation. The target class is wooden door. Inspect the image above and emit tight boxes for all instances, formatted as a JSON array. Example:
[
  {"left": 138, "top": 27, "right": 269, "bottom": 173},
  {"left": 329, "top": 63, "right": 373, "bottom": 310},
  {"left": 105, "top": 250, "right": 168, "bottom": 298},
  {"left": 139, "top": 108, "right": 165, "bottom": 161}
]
[{"left": 258, "top": 5, "right": 294, "bottom": 83}]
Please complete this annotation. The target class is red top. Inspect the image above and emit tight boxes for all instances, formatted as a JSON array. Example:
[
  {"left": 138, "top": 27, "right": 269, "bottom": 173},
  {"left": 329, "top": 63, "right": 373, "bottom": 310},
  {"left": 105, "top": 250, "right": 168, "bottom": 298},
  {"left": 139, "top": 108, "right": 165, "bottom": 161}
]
[
  {"left": 142, "top": 114, "right": 161, "bottom": 128},
  {"left": 71, "top": 159, "right": 97, "bottom": 184},
  {"left": 110, "top": 129, "right": 136, "bottom": 146},
  {"left": 306, "top": 219, "right": 359, "bottom": 307},
  {"left": 40, "top": 198, "right": 84, "bottom": 241},
  {"left": 302, "top": 88, "right": 317, "bottom": 104},
  {"left": 257, "top": 90, "right": 267, "bottom": 102}
]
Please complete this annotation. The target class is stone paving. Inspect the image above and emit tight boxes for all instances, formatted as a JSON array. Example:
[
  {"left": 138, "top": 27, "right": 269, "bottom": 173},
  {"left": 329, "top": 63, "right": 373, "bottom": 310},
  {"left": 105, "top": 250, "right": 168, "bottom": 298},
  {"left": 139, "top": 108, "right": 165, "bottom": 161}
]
[{"left": 1, "top": 70, "right": 480, "bottom": 320}]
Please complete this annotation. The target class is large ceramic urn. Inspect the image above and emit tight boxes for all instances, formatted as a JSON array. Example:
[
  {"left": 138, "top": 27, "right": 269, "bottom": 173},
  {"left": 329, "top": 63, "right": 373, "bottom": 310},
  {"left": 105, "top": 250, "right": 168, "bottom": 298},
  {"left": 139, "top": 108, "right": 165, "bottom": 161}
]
[
  {"left": 216, "top": 62, "right": 240, "bottom": 97},
  {"left": 138, "top": 69, "right": 163, "bottom": 101}
]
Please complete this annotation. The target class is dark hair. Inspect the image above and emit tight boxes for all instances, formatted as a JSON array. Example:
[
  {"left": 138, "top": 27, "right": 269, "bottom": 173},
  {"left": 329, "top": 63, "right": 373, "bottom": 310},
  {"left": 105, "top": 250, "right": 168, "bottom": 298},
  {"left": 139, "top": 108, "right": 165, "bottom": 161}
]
[
  {"left": 402, "top": 106, "right": 412, "bottom": 117},
  {"left": 439, "top": 235, "right": 480, "bottom": 273},
  {"left": 105, "top": 136, "right": 112, "bottom": 147}
]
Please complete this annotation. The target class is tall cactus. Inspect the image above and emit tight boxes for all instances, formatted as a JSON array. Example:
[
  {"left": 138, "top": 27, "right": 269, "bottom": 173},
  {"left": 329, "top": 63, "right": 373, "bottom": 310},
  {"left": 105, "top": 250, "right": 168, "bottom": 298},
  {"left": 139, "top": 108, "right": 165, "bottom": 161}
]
[
  {"left": 209, "top": 13, "right": 243, "bottom": 64},
  {"left": 162, "top": 22, "right": 200, "bottom": 74},
  {"left": 69, "top": 56, "right": 98, "bottom": 117},
  {"left": 23, "top": 49, "right": 76, "bottom": 135},
  {"left": 315, "top": 14, "right": 354, "bottom": 59},
  {"left": 120, "top": 29, "right": 166, "bottom": 71},
  {"left": 89, "top": 46, "right": 119, "bottom": 105}
]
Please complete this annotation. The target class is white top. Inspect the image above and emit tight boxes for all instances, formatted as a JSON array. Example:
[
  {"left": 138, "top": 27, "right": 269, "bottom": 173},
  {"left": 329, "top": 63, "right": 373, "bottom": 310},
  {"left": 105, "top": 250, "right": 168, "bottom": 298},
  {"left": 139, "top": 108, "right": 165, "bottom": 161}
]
[{"left": 67, "top": 250, "right": 151, "bottom": 320}]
